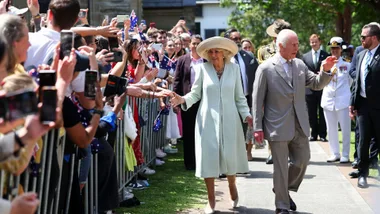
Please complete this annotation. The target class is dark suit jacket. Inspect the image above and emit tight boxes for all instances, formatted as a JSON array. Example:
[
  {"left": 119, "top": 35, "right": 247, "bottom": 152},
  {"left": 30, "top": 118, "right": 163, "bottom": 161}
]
[
  {"left": 349, "top": 46, "right": 365, "bottom": 79},
  {"left": 302, "top": 49, "right": 329, "bottom": 95},
  {"left": 236, "top": 50, "right": 259, "bottom": 108},
  {"left": 173, "top": 53, "right": 206, "bottom": 96},
  {"left": 351, "top": 47, "right": 380, "bottom": 109}
]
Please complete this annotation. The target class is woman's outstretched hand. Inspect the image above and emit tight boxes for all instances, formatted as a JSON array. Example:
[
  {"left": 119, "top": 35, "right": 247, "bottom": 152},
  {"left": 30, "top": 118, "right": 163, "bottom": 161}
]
[{"left": 170, "top": 92, "right": 185, "bottom": 107}]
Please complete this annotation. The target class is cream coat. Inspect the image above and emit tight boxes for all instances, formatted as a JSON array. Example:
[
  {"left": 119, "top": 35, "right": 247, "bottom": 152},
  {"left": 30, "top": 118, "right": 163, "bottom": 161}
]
[{"left": 181, "top": 62, "right": 250, "bottom": 178}]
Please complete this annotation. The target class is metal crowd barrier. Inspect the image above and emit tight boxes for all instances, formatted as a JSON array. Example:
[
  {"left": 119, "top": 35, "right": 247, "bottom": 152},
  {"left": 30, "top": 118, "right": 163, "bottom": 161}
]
[{"left": 0, "top": 96, "right": 168, "bottom": 213}]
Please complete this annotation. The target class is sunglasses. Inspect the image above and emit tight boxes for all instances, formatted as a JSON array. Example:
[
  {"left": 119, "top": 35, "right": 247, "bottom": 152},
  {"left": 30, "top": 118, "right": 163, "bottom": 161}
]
[{"left": 360, "top": 35, "right": 373, "bottom": 40}]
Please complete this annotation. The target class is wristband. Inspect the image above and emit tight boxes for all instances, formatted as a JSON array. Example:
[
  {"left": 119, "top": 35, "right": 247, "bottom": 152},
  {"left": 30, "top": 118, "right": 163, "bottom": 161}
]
[
  {"left": 92, "top": 109, "right": 104, "bottom": 117},
  {"left": 33, "top": 14, "right": 41, "bottom": 19}
]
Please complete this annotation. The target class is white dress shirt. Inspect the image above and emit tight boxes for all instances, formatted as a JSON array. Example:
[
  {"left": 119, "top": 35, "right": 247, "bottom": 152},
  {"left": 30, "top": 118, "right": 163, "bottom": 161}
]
[
  {"left": 190, "top": 54, "right": 204, "bottom": 86},
  {"left": 321, "top": 57, "right": 352, "bottom": 111},
  {"left": 231, "top": 52, "right": 248, "bottom": 96},
  {"left": 360, "top": 44, "right": 379, "bottom": 98},
  {"left": 25, "top": 28, "right": 60, "bottom": 68},
  {"left": 278, "top": 54, "right": 291, "bottom": 75}
]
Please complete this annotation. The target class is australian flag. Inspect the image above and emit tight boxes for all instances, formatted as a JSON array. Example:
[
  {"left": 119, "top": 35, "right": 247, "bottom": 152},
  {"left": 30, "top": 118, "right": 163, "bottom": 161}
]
[
  {"left": 148, "top": 54, "right": 158, "bottom": 68},
  {"left": 129, "top": 10, "right": 138, "bottom": 32},
  {"left": 160, "top": 55, "right": 177, "bottom": 70},
  {"left": 139, "top": 31, "right": 147, "bottom": 41}
]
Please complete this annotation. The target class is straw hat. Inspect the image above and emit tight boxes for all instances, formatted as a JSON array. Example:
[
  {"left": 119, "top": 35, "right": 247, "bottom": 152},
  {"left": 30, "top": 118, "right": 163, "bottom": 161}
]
[{"left": 196, "top": 36, "right": 238, "bottom": 60}]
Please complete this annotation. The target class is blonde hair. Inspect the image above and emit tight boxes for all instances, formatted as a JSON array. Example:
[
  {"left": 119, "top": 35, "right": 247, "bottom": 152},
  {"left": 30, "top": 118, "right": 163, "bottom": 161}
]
[
  {"left": 0, "top": 14, "right": 28, "bottom": 73},
  {"left": 1, "top": 73, "right": 37, "bottom": 92}
]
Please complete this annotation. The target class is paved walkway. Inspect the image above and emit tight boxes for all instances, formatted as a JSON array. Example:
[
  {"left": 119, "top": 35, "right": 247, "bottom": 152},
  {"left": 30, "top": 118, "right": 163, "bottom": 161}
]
[{"left": 183, "top": 141, "right": 379, "bottom": 214}]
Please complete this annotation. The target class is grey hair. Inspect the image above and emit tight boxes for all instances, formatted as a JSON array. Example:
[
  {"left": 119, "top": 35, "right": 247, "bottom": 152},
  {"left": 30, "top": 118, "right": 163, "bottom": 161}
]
[
  {"left": 0, "top": 14, "right": 27, "bottom": 72},
  {"left": 203, "top": 49, "right": 234, "bottom": 63},
  {"left": 276, "top": 29, "right": 298, "bottom": 50}
]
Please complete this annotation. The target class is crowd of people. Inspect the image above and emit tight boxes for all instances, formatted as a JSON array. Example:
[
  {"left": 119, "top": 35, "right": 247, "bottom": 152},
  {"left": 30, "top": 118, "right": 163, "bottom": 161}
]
[{"left": 0, "top": 0, "right": 379, "bottom": 214}]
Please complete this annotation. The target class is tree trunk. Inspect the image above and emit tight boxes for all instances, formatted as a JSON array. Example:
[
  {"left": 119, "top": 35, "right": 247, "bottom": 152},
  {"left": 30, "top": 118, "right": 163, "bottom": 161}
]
[
  {"left": 335, "top": 13, "right": 344, "bottom": 38},
  {"left": 343, "top": 4, "right": 352, "bottom": 44},
  {"left": 335, "top": 4, "right": 352, "bottom": 44}
]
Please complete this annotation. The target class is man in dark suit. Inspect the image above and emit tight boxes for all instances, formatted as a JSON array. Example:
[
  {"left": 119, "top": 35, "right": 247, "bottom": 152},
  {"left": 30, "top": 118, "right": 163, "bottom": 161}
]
[
  {"left": 348, "top": 46, "right": 378, "bottom": 176},
  {"left": 350, "top": 22, "right": 380, "bottom": 188},
  {"left": 302, "top": 34, "right": 329, "bottom": 142},
  {"left": 224, "top": 28, "right": 259, "bottom": 161},
  {"left": 173, "top": 34, "right": 205, "bottom": 170}
]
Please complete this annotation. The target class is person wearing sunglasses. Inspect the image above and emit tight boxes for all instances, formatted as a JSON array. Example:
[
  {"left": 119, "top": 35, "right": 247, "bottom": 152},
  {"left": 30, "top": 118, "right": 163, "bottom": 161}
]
[{"left": 350, "top": 22, "right": 380, "bottom": 189}]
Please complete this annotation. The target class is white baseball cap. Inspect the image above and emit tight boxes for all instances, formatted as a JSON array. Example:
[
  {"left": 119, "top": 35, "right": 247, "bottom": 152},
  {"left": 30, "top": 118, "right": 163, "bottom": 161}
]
[{"left": 8, "top": 6, "right": 29, "bottom": 16}]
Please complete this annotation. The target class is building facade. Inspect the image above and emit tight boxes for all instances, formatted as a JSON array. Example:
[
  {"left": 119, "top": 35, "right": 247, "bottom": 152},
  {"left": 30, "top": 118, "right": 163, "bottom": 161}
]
[
  {"left": 142, "top": 0, "right": 196, "bottom": 32},
  {"left": 195, "top": 0, "right": 234, "bottom": 39}
]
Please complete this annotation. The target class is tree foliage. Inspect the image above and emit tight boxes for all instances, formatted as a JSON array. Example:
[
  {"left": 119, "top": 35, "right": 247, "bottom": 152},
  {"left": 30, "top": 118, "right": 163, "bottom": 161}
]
[{"left": 221, "top": 0, "right": 379, "bottom": 54}]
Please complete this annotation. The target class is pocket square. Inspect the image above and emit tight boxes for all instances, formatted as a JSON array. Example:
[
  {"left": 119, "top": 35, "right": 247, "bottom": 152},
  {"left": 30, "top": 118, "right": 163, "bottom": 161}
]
[{"left": 250, "top": 59, "right": 256, "bottom": 64}]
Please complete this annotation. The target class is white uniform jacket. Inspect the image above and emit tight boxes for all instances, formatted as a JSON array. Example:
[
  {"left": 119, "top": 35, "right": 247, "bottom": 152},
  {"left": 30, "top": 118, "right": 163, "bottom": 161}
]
[{"left": 321, "top": 57, "right": 352, "bottom": 111}]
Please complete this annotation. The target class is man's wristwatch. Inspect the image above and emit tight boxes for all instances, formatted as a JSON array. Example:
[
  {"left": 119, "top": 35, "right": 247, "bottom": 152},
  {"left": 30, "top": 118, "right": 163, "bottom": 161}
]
[{"left": 92, "top": 109, "right": 104, "bottom": 117}]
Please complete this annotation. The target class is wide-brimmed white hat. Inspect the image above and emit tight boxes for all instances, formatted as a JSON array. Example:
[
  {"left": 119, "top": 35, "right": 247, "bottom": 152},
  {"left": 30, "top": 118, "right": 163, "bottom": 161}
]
[{"left": 196, "top": 36, "right": 238, "bottom": 59}]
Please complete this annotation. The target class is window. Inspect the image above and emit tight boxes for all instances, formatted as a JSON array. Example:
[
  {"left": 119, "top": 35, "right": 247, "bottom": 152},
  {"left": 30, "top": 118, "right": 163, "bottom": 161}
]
[
  {"left": 195, "top": 22, "right": 201, "bottom": 35},
  {"left": 205, "top": 29, "right": 216, "bottom": 39},
  {"left": 195, "top": 5, "right": 203, "bottom": 17}
]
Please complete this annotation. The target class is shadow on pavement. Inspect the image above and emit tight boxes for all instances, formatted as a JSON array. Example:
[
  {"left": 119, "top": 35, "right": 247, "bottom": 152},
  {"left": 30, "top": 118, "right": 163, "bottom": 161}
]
[
  {"left": 240, "top": 171, "right": 315, "bottom": 180},
  {"left": 213, "top": 206, "right": 313, "bottom": 214}
]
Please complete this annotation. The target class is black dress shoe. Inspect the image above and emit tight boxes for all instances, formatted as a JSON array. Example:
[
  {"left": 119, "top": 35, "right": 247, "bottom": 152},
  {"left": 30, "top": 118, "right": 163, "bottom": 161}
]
[
  {"left": 358, "top": 176, "right": 369, "bottom": 188},
  {"left": 266, "top": 155, "right": 273, "bottom": 164},
  {"left": 369, "top": 160, "right": 378, "bottom": 169},
  {"left": 320, "top": 138, "right": 328, "bottom": 142},
  {"left": 352, "top": 159, "right": 358, "bottom": 169},
  {"left": 349, "top": 170, "right": 360, "bottom": 178},
  {"left": 309, "top": 137, "right": 317, "bottom": 141},
  {"left": 219, "top": 174, "right": 227, "bottom": 178},
  {"left": 272, "top": 188, "right": 296, "bottom": 211},
  {"left": 275, "top": 209, "right": 290, "bottom": 214}
]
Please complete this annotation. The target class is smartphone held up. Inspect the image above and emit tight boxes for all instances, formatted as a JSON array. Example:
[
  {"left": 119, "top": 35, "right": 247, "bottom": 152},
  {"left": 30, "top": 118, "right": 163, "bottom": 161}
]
[
  {"left": 40, "top": 86, "right": 57, "bottom": 124},
  {"left": 84, "top": 70, "right": 98, "bottom": 99},
  {"left": 60, "top": 30, "right": 74, "bottom": 60},
  {"left": 0, "top": 89, "right": 39, "bottom": 122}
]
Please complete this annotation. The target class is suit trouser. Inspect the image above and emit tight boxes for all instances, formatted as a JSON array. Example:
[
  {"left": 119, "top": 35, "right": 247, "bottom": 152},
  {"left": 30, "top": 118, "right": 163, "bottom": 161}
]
[
  {"left": 181, "top": 102, "right": 199, "bottom": 169},
  {"left": 306, "top": 91, "right": 327, "bottom": 139},
  {"left": 323, "top": 107, "right": 351, "bottom": 158},
  {"left": 353, "top": 119, "right": 378, "bottom": 161},
  {"left": 356, "top": 96, "right": 380, "bottom": 176},
  {"left": 269, "top": 120, "right": 310, "bottom": 210}
]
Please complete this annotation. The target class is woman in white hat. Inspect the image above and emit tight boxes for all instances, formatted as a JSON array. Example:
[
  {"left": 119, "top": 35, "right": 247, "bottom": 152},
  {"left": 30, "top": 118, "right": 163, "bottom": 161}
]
[
  {"left": 321, "top": 37, "right": 352, "bottom": 163},
  {"left": 171, "top": 36, "right": 252, "bottom": 213}
]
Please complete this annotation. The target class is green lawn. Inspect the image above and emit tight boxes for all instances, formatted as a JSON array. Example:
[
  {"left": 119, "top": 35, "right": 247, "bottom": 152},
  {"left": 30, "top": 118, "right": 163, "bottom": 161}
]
[
  {"left": 338, "top": 131, "right": 379, "bottom": 177},
  {"left": 117, "top": 142, "right": 207, "bottom": 214}
]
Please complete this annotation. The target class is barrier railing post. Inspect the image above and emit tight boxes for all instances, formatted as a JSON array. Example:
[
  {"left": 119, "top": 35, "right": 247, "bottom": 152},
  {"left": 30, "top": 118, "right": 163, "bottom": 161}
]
[
  {"left": 64, "top": 154, "right": 76, "bottom": 214},
  {"left": 54, "top": 133, "right": 66, "bottom": 214},
  {"left": 37, "top": 133, "right": 49, "bottom": 214}
]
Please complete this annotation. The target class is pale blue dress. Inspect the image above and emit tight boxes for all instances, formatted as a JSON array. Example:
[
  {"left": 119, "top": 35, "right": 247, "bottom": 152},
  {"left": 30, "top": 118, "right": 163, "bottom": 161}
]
[{"left": 181, "top": 62, "right": 250, "bottom": 178}]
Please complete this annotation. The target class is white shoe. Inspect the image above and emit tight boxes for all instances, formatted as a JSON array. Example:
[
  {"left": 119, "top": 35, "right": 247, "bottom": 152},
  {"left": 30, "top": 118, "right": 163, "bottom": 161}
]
[
  {"left": 141, "top": 167, "right": 155, "bottom": 175},
  {"left": 170, "top": 139, "right": 178, "bottom": 145},
  {"left": 204, "top": 203, "right": 215, "bottom": 214},
  {"left": 231, "top": 196, "right": 239, "bottom": 208},
  {"left": 163, "top": 145, "right": 178, "bottom": 154},
  {"left": 156, "top": 159, "right": 165, "bottom": 166},
  {"left": 155, "top": 148, "right": 167, "bottom": 158},
  {"left": 340, "top": 157, "right": 350, "bottom": 163},
  {"left": 327, "top": 155, "right": 340, "bottom": 162}
]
